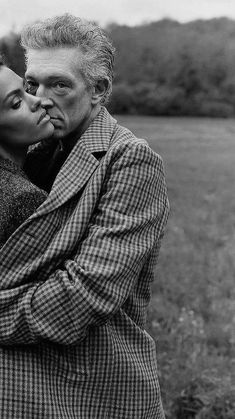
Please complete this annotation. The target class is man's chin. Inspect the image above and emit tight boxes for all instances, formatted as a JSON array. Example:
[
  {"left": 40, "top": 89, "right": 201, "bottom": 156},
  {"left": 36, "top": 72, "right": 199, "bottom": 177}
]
[{"left": 50, "top": 129, "right": 65, "bottom": 140}]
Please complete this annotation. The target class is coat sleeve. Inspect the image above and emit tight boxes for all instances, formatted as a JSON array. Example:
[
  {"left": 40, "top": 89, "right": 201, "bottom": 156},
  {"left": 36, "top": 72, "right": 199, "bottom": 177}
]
[{"left": 0, "top": 142, "right": 169, "bottom": 345}]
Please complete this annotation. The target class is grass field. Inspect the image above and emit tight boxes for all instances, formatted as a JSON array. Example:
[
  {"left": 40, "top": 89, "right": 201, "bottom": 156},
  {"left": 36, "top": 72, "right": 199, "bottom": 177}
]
[{"left": 116, "top": 115, "right": 235, "bottom": 418}]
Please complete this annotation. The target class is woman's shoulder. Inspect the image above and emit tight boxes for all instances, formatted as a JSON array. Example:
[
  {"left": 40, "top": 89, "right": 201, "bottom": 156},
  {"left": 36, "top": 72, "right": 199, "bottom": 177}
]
[
  {"left": 0, "top": 161, "right": 47, "bottom": 247},
  {"left": 0, "top": 158, "right": 47, "bottom": 198},
  {"left": 0, "top": 160, "right": 47, "bottom": 211}
]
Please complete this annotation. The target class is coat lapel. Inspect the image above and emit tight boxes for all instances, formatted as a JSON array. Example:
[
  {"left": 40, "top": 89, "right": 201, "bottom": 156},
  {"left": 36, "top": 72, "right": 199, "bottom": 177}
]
[{"left": 28, "top": 107, "right": 117, "bottom": 220}]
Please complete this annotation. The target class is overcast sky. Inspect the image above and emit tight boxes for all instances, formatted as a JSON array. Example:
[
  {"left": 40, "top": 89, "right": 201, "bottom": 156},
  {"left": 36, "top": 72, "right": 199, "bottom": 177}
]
[{"left": 1, "top": 0, "right": 235, "bottom": 36}]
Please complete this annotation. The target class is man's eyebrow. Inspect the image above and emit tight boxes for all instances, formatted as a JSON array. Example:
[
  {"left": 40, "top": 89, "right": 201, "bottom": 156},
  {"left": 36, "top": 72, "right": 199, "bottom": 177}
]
[{"left": 26, "top": 74, "right": 70, "bottom": 81}]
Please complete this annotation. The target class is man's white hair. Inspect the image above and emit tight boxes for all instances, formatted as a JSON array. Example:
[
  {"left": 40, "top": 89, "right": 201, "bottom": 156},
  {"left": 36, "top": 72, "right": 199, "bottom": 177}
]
[{"left": 21, "top": 14, "right": 115, "bottom": 103}]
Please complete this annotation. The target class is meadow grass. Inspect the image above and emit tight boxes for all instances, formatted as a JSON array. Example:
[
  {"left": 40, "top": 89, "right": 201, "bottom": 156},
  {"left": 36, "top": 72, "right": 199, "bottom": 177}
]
[{"left": 116, "top": 115, "right": 235, "bottom": 418}]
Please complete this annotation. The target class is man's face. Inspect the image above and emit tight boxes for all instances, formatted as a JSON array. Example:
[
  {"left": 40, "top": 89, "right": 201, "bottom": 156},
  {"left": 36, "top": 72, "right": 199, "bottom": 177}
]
[{"left": 25, "top": 47, "right": 94, "bottom": 140}]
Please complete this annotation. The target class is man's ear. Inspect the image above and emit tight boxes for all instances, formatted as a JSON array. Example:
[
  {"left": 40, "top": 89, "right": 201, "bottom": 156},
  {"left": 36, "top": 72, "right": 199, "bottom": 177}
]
[{"left": 91, "top": 78, "right": 109, "bottom": 104}]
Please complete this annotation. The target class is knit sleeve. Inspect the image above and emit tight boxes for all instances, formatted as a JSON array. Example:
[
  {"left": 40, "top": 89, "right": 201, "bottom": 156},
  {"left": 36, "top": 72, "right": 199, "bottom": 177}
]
[{"left": 0, "top": 188, "right": 47, "bottom": 248}]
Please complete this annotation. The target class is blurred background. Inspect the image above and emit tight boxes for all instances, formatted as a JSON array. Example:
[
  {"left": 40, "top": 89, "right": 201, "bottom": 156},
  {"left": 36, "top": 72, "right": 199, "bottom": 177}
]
[{"left": 1, "top": 1, "right": 234, "bottom": 418}]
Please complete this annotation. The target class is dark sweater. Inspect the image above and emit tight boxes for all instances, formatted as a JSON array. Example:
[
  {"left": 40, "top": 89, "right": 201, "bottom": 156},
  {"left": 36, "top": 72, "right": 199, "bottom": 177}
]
[{"left": 0, "top": 157, "right": 47, "bottom": 248}]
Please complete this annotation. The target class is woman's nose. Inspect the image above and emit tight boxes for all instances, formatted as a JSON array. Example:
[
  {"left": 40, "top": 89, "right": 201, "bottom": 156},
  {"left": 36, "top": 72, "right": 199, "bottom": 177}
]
[
  {"left": 30, "top": 95, "right": 41, "bottom": 111},
  {"left": 36, "top": 85, "right": 53, "bottom": 109}
]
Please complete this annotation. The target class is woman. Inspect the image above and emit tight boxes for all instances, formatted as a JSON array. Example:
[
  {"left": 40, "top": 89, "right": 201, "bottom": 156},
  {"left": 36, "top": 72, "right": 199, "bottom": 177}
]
[{"left": 0, "top": 59, "right": 54, "bottom": 246}]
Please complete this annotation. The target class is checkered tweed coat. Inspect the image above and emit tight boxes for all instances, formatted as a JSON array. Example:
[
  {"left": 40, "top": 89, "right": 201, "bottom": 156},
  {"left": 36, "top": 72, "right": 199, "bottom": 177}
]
[{"left": 0, "top": 107, "right": 169, "bottom": 418}]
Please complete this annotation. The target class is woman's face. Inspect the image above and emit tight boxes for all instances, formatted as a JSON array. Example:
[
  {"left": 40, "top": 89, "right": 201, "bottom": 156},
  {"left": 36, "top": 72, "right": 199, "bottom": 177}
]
[{"left": 0, "top": 66, "right": 54, "bottom": 148}]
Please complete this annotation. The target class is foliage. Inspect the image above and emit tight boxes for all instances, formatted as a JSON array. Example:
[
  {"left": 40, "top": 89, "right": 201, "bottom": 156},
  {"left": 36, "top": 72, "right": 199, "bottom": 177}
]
[
  {"left": 2, "top": 18, "right": 235, "bottom": 116},
  {"left": 106, "top": 18, "right": 235, "bottom": 116},
  {"left": 198, "top": 391, "right": 235, "bottom": 419},
  {"left": 0, "top": 32, "right": 25, "bottom": 76}
]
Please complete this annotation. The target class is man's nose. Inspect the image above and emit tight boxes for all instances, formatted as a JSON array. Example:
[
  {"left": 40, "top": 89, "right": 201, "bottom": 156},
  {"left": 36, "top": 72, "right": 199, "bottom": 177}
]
[
  {"left": 36, "top": 85, "right": 54, "bottom": 109},
  {"left": 40, "top": 97, "right": 54, "bottom": 109}
]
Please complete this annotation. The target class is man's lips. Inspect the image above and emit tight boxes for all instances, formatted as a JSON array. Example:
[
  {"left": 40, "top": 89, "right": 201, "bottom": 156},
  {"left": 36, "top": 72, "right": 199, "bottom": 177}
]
[
  {"left": 49, "top": 117, "right": 63, "bottom": 127},
  {"left": 50, "top": 116, "right": 61, "bottom": 121}
]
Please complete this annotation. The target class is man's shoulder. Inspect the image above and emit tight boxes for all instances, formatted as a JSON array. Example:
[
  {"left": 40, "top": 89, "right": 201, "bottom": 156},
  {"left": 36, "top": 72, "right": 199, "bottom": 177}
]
[
  {"left": 109, "top": 119, "right": 163, "bottom": 164},
  {"left": 112, "top": 121, "right": 147, "bottom": 146}
]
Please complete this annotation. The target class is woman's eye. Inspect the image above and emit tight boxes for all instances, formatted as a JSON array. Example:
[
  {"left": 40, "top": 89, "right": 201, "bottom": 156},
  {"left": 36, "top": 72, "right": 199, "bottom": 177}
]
[{"left": 11, "top": 99, "right": 22, "bottom": 110}]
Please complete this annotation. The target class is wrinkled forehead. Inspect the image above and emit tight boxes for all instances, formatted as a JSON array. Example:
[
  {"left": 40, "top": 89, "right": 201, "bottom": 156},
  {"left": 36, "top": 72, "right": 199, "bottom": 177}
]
[{"left": 25, "top": 47, "right": 84, "bottom": 80}]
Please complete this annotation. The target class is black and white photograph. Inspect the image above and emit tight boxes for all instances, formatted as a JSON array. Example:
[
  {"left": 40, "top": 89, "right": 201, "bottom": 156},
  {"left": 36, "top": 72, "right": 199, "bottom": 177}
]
[{"left": 0, "top": 1, "right": 234, "bottom": 418}]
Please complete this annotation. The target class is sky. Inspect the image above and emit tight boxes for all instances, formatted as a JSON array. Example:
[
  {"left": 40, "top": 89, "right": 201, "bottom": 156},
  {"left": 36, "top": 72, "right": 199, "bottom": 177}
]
[{"left": 0, "top": 0, "right": 235, "bottom": 36}]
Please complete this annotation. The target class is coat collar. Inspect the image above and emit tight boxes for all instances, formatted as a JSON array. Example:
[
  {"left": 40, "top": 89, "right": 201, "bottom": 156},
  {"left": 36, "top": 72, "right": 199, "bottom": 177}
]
[
  {"left": 79, "top": 106, "right": 117, "bottom": 154},
  {"left": 28, "top": 107, "right": 117, "bottom": 220}
]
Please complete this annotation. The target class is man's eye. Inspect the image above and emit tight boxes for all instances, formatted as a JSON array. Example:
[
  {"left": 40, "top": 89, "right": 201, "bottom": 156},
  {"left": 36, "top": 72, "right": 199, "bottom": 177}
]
[
  {"left": 24, "top": 80, "right": 38, "bottom": 95},
  {"left": 54, "top": 82, "right": 68, "bottom": 90}
]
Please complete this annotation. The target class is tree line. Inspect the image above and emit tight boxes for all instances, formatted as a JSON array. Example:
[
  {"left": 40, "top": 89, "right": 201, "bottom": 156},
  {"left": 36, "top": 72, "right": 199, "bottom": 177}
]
[{"left": 1, "top": 17, "right": 235, "bottom": 117}]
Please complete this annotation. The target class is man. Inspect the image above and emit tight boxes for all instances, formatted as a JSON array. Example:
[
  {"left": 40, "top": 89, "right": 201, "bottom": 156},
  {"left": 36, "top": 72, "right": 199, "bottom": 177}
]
[{"left": 0, "top": 14, "right": 169, "bottom": 418}]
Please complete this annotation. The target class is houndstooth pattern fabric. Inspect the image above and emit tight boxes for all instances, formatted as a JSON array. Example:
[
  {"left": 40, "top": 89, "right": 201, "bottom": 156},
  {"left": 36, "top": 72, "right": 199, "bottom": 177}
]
[{"left": 0, "top": 107, "right": 169, "bottom": 418}]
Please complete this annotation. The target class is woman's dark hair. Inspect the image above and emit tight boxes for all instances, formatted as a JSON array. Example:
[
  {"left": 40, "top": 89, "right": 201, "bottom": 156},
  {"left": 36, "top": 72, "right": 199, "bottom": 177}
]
[{"left": 0, "top": 54, "right": 7, "bottom": 67}]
